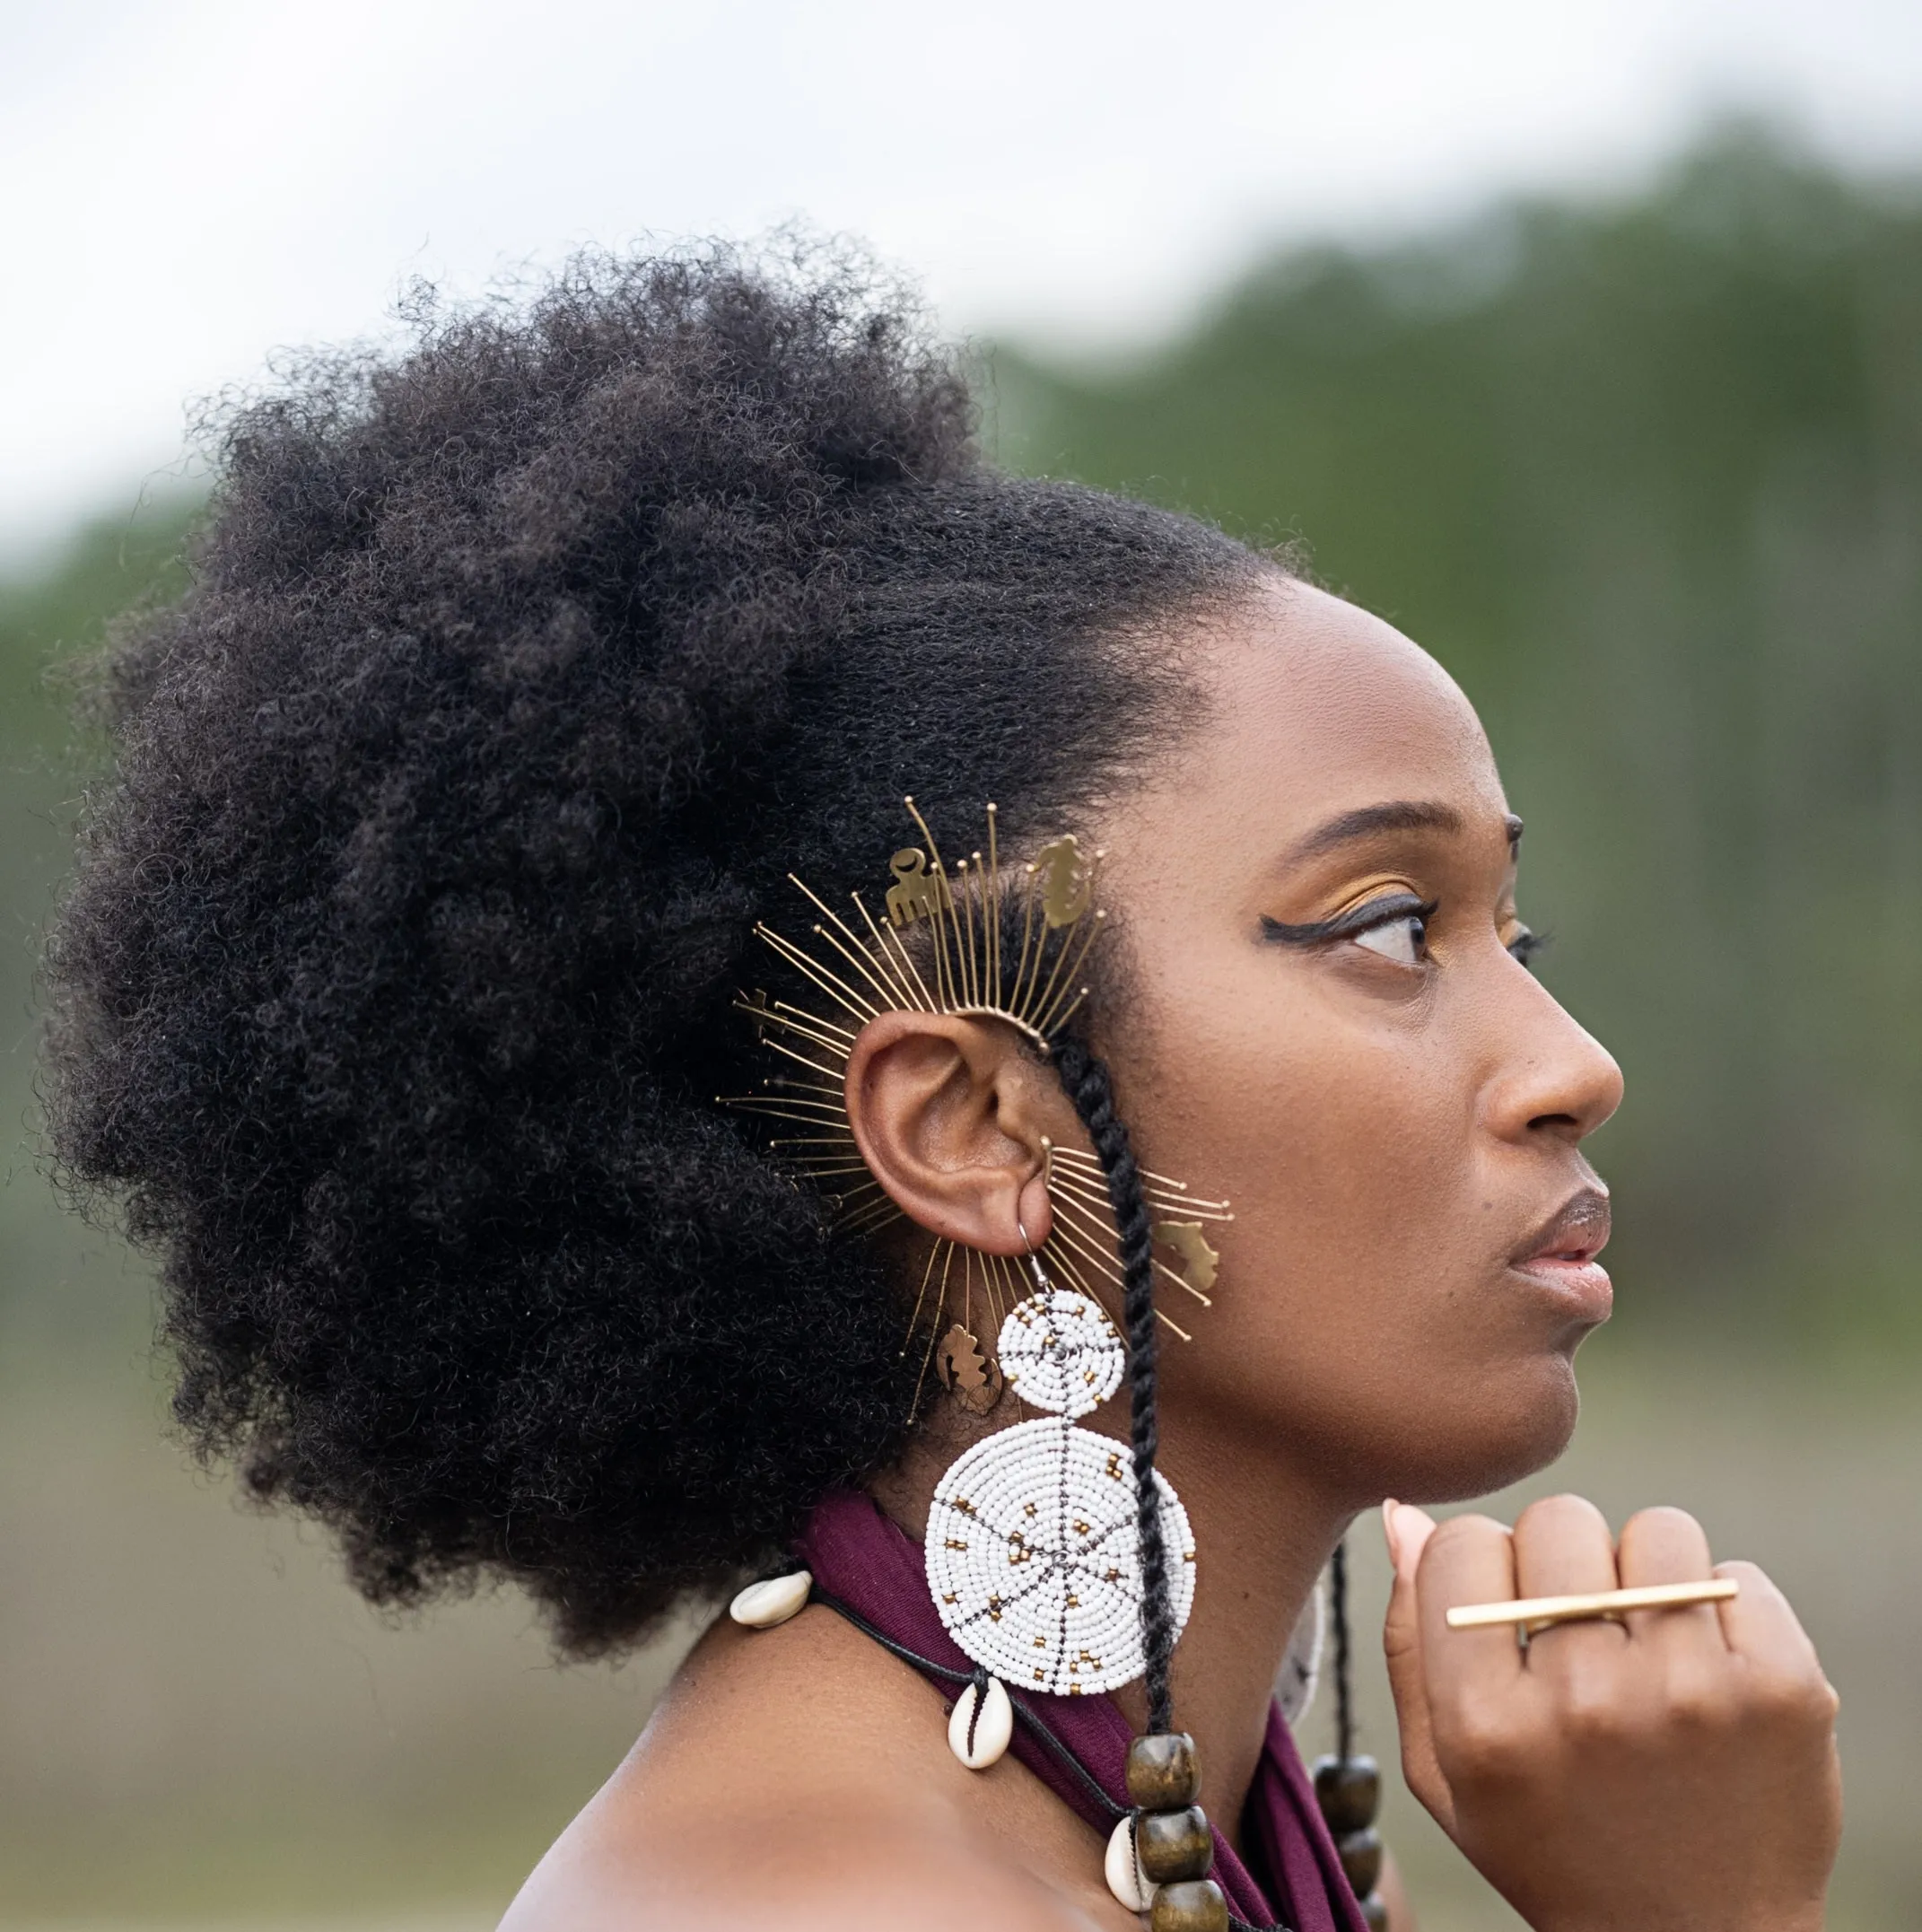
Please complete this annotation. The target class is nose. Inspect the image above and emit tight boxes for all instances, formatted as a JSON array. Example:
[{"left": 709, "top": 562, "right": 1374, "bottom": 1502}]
[{"left": 1480, "top": 967, "right": 1624, "bottom": 1147}]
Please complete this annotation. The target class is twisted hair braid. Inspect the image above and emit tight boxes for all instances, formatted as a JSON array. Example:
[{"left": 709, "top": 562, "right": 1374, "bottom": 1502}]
[
  {"left": 1052, "top": 1035, "right": 1176, "bottom": 1736},
  {"left": 1331, "top": 1536, "right": 1355, "bottom": 1764}
]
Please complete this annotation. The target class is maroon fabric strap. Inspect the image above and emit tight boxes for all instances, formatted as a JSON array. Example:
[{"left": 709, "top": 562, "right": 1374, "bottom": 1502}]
[{"left": 797, "top": 1489, "right": 1367, "bottom": 1932}]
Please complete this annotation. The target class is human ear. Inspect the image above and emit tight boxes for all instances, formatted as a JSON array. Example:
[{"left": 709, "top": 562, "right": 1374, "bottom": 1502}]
[{"left": 843, "top": 1011, "right": 1068, "bottom": 1255}]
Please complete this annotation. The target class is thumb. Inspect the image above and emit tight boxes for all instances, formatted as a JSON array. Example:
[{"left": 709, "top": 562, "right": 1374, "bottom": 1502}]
[{"left": 1381, "top": 1499, "right": 1455, "bottom": 1833}]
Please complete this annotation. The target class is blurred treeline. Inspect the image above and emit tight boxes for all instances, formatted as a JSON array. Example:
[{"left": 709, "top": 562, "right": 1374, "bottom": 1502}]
[
  {"left": 1, "top": 499, "right": 193, "bottom": 1376},
  {"left": 994, "top": 120, "right": 1922, "bottom": 1351}
]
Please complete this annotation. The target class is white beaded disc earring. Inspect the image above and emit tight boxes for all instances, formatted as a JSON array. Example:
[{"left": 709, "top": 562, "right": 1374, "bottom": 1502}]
[{"left": 922, "top": 1237, "right": 1196, "bottom": 1724}]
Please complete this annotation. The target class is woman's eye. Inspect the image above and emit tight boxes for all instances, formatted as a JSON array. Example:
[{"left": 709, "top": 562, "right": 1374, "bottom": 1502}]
[{"left": 1351, "top": 912, "right": 1428, "bottom": 966}]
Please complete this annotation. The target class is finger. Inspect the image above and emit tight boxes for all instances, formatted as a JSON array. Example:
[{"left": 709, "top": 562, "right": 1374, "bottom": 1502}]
[
  {"left": 1511, "top": 1492, "right": 1619, "bottom": 1595},
  {"left": 1386, "top": 1498, "right": 1437, "bottom": 1587},
  {"left": 1417, "top": 1513, "right": 1525, "bottom": 1813},
  {"left": 1419, "top": 1511, "right": 1526, "bottom": 1746},
  {"left": 1714, "top": 1559, "right": 1830, "bottom": 1688},
  {"left": 1511, "top": 1493, "right": 1625, "bottom": 1673},
  {"left": 1615, "top": 1505, "right": 1724, "bottom": 1655},
  {"left": 1381, "top": 1500, "right": 1453, "bottom": 1830}
]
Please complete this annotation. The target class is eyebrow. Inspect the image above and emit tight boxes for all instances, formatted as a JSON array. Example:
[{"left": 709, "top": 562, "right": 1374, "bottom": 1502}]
[{"left": 1287, "top": 800, "right": 1525, "bottom": 863}]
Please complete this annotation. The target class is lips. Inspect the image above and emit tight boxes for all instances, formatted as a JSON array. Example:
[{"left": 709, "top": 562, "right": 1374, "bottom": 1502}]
[{"left": 1508, "top": 1185, "right": 1613, "bottom": 1321}]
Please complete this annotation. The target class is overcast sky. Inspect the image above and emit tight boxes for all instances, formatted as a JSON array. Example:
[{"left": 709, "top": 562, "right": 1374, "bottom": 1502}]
[{"left": 4, "top": 0, "right": 1919, "bottom": 558}]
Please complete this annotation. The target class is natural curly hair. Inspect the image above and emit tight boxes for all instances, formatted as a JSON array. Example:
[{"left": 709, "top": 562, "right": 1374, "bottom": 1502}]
[{"left": 42, "top": 243, "right": 1267, "bottom": 1656}]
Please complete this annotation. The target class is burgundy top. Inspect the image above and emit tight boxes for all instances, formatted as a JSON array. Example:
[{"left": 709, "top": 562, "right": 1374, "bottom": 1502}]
[{"left": 798, "top": 1490, "right": 1367, "bottom": 1932}]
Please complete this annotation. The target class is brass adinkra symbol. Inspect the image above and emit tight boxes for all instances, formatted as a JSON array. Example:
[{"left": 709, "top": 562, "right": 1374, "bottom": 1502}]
[
  {"left": 1036, "top": 835, "right": 1092, "bottom": 930},
  {"left": 937, "top": 1324, "right": 1004, "bottom": 1415},
  {"left": 886, "top": 848, "right": 954, "bottom": 929},
  {"left": 1153, "top": 1221, "right": 1219, "bottom": 1296}
]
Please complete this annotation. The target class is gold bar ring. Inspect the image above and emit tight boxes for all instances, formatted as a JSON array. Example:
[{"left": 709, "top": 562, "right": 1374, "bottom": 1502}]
[{"left": 1446, "top": 1578, "right": 1739, "bottom": 1633}]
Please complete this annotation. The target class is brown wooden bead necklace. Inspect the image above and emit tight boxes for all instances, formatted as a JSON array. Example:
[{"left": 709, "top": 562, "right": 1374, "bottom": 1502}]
[{"left": 1311, "top": 1543, "right": 1389, "bottom": 1930}]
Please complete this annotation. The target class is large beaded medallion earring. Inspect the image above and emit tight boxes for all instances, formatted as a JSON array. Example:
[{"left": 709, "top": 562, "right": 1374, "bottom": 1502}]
[{"left": 724, "top": 800, "right": 1240, "bottom": 1932}]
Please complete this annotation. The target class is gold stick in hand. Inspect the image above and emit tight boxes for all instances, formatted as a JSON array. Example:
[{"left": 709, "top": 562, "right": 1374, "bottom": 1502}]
[{"left": 1446, "top": 1578, "right": 1739, "bottom": 1633}]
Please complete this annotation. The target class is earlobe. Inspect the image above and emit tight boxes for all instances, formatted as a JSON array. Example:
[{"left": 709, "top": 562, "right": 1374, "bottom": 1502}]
[
  {"left": 843, "top": 1010, "right": 1059, "bottom": 1255},
  {"left": 1014, "top": 1163, "right": 1055, "bottom": 1254}
]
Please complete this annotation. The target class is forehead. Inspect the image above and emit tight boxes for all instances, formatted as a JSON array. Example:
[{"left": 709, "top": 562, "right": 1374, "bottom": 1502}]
[{"left": 1161, "top": 578, "right": 1507, "bottom": 844}]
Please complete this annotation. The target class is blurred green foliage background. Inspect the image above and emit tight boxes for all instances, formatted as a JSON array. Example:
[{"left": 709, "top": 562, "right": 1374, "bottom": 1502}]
[
  {"left": 1, "top": 123, "right": 1917, "bottom": 1930},
  {"left": 994, "top": 121, "right": 1922, "bottom": 1348}
]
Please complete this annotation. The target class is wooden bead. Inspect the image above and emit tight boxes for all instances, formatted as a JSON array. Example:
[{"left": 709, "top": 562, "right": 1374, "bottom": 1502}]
[
  {"left": 1149, "top": 1877, "right": 1230, "bottom": 1932},
  {"left": 1126, "top": 1731, "right": 1201, "bottom": 1809},
  {"left": 1360, "top": 1895, "right": 1389, "bottom": 1930},
  {"left": 727, "top": 1569, "right": 812, "bottom": 1628},
  {"left": 1312, "top": 1753, "right": 1381, "bottom": 1834},
  {"left": 1336, "top": 1826, "right": 1383, "bottom": 1898},
  {"left": 1136, "top": 1804, "right": 1212, "bottom": 1884}
]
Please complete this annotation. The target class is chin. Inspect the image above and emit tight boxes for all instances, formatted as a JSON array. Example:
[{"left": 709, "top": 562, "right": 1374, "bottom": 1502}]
[{"left": 1390, "top": 1353, "right": 1584, "bottom": 1507}]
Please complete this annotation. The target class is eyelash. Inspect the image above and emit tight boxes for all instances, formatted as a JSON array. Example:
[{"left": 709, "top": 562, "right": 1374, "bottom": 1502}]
[
  {"left": 1261, "top": 893, "right": 1436, "bottom": 956},
  {"left": 1262, "top": 897, "right": 1551, "bottom": 970}
]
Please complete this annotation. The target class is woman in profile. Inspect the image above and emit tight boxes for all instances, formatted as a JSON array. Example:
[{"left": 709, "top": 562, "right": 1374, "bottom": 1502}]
[{"left": 44, "top": 247, "right": 1840, "bottom": 1932}]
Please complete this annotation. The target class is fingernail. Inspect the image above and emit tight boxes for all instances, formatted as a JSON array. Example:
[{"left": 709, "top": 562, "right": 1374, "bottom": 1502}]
[{"left": 1382, "top": 1498, "right": 1402, "bottom": 1567}]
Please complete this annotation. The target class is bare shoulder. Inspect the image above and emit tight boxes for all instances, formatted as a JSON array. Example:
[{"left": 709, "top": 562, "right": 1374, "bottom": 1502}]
[
  {"left": 498, "top": 1605, "right": 1123, "bottom": 1931},
  {"left": 498, "top": 1791, "right": 1107, "bottom": 1931}
]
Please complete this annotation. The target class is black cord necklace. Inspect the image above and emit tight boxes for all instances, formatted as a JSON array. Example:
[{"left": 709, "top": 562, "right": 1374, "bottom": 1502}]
[{"left": 808, "top": 1586, "right": 1296, "bottom": 1932}]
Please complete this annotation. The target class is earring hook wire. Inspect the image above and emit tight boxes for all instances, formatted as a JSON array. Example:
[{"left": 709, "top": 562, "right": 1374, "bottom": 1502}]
[{"left": 1016, "top": 1215, "right": 1051, "bottom": 1292}]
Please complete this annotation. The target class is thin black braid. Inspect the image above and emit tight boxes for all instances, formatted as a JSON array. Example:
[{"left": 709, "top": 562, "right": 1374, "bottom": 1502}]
[
  {"left": 1052, "top": 1036, "right": 1176, "bottom": 1736},
  {"left": 1331, "top": 1538, "right": 1355, "bottom": 1765}
]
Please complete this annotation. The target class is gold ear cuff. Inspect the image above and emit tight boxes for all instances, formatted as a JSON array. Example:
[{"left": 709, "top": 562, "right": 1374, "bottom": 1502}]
[{"left": 718, "top": 797, "right": 1229, "bottom": 1417}]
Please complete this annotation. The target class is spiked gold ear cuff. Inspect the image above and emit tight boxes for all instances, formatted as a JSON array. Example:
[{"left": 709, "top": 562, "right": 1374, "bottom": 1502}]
[{"left": 718, "top": 797, "right": 1230, "bottom": 1414}]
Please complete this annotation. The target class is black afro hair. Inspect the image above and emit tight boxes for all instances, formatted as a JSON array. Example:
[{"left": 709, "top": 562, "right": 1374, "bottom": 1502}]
[{"left": 42, "top": 243, "right": 1264, "bottom": 1654}]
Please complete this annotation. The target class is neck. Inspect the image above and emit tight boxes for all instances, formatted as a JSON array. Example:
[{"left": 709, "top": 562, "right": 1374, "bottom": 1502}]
[
  {"left": 1112, "top": 1415, "right": 1353, "bottom": 1848},
  {"left": 870, "top": 1402, "right": 1354, "bottom": 1851}
]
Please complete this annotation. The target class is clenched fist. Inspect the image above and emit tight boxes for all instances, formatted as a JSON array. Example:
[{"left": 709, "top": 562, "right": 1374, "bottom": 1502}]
[{"left": 1382, "top": 1495, "right": 1840, "bottom": 1932}]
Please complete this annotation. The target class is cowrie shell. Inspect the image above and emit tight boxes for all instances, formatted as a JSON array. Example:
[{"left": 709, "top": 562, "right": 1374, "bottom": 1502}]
[
  {"left": 728, "top": 1569, "right": 812, "bottom": 1629},
  {"left": 1105, "top": 1816, "right": 1156, "bottom": 1911},
  {"left": 946, "top": 1674, "right": 1013, "bottom": 1770}
]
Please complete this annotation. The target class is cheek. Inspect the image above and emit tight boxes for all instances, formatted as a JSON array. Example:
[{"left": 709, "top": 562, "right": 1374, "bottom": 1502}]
[
  {"left": 1130, "top": 979, "right": 1574, "bottom": 1493},
  {"left": 1175, "top": 1017, "right": 1477, "bottom": 1346}
]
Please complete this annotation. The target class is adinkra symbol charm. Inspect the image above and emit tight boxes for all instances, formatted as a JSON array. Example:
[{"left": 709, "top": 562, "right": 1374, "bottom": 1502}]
[
  {"left": 885, "top": 847, "right": 953, "bottom": 929},
  {"left": 937, "top": 1324, "right": 1004, "bottom": 1415},
  {"left": 1035, "top": 835, "right": 1093, "bottom": 930},
  {"left": 1154, "top": 1220, "right": 1219, "bottom": 1297},
  {"left": 889, "top": 826, "right": 1086, "bottom": 934}
]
